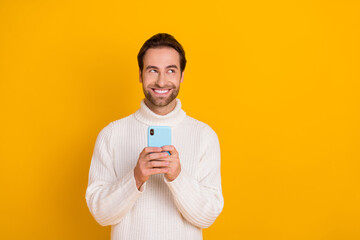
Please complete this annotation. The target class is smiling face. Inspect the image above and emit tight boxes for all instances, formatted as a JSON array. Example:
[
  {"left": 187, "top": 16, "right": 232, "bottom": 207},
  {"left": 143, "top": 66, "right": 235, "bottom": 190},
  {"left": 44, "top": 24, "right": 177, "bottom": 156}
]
[{"left": 139, "top": 47, "right": 184, "bottom": 115}]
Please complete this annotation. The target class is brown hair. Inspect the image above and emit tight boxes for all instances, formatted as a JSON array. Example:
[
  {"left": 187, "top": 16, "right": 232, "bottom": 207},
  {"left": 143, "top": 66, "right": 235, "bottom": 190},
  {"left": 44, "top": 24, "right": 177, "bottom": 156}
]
[{"left": 137, "top": 33, "right": 186, "bottom": 73}]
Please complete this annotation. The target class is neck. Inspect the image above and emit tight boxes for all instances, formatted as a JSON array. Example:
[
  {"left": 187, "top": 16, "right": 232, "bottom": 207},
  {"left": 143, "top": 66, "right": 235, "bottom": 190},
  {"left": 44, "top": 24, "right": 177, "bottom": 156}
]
[
  {"left": 134, "top": 98, "right": 186, "bottom": 127},
  {"left": 144, "top": 98, "right": 177, "bottom": 116}
]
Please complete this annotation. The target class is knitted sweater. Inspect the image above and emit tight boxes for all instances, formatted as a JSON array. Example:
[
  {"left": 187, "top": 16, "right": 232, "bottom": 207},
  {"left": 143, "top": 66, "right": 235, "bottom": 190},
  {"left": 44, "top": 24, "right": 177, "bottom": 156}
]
[{"left": 85, "top": 98, "right": 224, "bottom": 240}]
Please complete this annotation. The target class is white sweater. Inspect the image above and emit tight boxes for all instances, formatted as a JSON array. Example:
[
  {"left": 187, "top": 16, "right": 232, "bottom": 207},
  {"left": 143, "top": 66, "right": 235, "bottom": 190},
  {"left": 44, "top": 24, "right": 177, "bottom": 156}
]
[{"left": 85, "top": 99, "right": 224, "bottom": 240}]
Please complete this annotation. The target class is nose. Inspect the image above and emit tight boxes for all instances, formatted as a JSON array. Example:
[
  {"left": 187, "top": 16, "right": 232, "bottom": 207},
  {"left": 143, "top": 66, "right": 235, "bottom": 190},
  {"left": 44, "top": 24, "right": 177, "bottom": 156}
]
[{"left": 156, "top": 72, "right": 166, "bottom": 87}]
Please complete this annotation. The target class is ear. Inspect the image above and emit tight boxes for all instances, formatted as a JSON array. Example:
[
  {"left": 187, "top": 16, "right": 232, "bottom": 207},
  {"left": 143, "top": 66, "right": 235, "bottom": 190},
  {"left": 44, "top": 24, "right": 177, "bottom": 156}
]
[
  {"left": 139, "top": 69, "right": 142, "bottom": 83},
  {"left": 180, "top": 71, "right": 184, "bottom": 83}
]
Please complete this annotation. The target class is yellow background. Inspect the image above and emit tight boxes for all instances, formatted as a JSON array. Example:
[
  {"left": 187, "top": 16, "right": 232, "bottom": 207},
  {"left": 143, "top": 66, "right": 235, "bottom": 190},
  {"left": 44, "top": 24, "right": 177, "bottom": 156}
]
[{"left": 1, "top": 0, "right": 359, "bottom": 239}]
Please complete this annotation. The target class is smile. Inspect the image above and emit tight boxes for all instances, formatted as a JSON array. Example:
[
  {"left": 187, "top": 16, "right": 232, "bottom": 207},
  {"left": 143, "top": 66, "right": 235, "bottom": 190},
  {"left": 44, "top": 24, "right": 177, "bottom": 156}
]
[{"left": 152, "top": 88, "right": 171, "bottom": 94}]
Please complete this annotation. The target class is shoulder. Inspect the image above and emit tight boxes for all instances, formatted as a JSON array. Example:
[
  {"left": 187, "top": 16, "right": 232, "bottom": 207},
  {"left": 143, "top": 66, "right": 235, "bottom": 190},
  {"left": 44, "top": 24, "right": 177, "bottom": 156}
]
[
  {"left": 184, "top": 115, "right": 219, "bottom": 140},
  {"left": 110, "top": 114, "right": 135, "bottom": 129},
  {"left": 96, "top": 114, "right": 135, "bottom": 140},
  {"left": 182, "top": 116, "right": 221, "bottom": 157}
]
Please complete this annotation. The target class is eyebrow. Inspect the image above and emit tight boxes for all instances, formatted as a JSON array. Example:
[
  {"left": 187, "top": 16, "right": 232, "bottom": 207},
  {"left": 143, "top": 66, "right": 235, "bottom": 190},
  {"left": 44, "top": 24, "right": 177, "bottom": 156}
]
[
  {"left": 145, "top": 65, "right": 159, "bottom": 70},
  {"left": 166, "top": 65, "right": 178, "bottom": 69},
  {"left": 145, "top": 65, "right": 179, "bottom": 70}
]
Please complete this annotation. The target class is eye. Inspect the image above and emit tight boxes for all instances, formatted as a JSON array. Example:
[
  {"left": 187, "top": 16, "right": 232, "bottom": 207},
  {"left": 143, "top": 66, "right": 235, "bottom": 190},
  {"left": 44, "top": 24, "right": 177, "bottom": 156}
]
[
  {"left": 168, "top": 69, "right": 175, "bottom": 73},
  {"left": 149, "top": 69, "right": 157, "bottom": 73}
]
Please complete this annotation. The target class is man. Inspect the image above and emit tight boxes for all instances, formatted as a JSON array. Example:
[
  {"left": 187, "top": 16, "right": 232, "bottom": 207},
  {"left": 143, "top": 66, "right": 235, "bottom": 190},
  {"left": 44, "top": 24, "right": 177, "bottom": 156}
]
[{"left": 85, "top": 33, "right": 224, "bottom": 240}]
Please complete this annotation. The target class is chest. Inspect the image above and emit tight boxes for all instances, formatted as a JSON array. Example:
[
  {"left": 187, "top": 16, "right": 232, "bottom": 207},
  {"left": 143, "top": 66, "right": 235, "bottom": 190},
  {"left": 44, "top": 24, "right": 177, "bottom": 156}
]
[{"left": 111, "top": 124, "right": 203, "bottom": 179}]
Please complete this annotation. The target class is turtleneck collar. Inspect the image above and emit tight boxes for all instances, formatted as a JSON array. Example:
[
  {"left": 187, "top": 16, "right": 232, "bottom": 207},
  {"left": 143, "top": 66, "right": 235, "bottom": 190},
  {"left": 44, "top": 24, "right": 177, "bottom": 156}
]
[{"left": 134, "top": 98, "right": 186, "bottom": 127}]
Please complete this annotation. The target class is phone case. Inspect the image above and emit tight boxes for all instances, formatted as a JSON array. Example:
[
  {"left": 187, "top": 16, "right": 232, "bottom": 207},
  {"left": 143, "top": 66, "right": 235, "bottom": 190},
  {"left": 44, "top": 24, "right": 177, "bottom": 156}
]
[{"left": 148, "top": 126, "right": 171, "bottom": 155}]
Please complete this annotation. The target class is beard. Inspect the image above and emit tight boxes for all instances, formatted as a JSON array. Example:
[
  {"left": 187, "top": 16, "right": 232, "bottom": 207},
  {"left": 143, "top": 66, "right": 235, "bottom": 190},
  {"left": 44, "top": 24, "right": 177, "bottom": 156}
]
[{"left": 143, "top": 84, "right": 180, "bottom": 107}]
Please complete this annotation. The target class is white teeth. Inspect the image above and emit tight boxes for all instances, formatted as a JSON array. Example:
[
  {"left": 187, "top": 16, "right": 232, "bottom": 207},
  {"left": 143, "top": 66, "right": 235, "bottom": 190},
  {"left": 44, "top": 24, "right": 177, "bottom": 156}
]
[{"left": 154, "top": 89, "right": 169, "bottom": 93}]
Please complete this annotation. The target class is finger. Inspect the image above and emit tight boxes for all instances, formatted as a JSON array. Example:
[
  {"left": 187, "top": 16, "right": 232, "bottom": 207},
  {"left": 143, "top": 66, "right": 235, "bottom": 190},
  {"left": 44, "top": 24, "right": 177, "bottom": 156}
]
[
  {"left": 148, "top": 168, "right": 169, "bottom": 175},
  {"left": 144, "top": 147, "right": 162, "bottom": 154},
  {"left": 139, "top": 147, "right": 162, "bottom": 159},
  {"left": 147, "top": 160, "right": 170, "bottom": 168},
  {"left": 146, "top": 152, "right": 170, "bottom": 161},
  {"left": 161, "top": 145, "right": 177, "bottom": 155}
]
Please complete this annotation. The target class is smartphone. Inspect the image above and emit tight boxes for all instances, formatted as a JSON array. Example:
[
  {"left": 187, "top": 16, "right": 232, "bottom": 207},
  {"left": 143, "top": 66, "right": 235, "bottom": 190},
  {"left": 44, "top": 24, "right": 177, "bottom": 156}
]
[{"left": 148, "top": 126, "right": 171, "bottom": 155}]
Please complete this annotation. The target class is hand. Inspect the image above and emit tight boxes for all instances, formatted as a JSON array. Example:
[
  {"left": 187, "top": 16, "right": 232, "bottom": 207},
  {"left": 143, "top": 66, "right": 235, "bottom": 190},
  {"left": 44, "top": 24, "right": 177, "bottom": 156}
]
[
  {"left": 161, "top": 145, "right": 181, "bottom": 182},
  {"left": 134, "top": 147, "right": 170, "bottom": 189}
]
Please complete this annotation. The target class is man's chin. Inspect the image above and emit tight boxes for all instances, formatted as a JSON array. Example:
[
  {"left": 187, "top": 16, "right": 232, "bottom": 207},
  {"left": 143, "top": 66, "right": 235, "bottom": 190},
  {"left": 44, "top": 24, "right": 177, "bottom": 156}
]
[
  {"left": 150, "top": 99, "right": 173, "bottom": 107},
  {"left": 146, "top": 95, "right": 177, "bottom": 107},
  {"left": 143, "top": 89, "right": 179, "bottom": 108}
]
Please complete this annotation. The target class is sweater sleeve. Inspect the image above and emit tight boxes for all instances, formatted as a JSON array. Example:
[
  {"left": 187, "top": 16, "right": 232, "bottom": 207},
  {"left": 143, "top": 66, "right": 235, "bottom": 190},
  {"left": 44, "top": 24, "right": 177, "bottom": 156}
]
[
  {"left": 164, "top": 126, "right": 224, "bottom": 229},
  {"left": 85, "top": 123, "right": 145, "bottom": 226}
]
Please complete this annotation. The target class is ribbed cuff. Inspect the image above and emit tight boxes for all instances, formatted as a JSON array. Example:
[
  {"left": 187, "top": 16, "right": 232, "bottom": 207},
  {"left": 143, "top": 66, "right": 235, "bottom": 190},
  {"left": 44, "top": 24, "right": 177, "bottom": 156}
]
[
  {"left": 164, "top": 169, "right": 193, "bottom": 196},
  {"left": 120, "top": 170, "right": 145, "bottom": 204}
]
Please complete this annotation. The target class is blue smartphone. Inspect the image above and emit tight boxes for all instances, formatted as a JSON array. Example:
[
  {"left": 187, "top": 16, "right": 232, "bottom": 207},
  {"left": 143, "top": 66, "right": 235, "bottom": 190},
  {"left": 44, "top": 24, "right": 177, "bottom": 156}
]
[{"left": 148, "top": 126, "right": 171, "bottom": 155}]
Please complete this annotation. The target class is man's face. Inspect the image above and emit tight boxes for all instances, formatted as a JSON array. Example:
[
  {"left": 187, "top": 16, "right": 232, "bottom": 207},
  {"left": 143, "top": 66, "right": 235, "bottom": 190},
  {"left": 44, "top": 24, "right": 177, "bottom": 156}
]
[{"left": 140, "top": 47, "right": 184, "bottom": 107}]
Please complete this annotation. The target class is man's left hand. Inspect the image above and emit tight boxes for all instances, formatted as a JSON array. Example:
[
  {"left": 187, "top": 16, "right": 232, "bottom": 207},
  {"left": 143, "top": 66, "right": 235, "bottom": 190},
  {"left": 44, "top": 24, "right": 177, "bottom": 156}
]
[{"left": 161, "top": 145, "right": 181, "bottom": 182}]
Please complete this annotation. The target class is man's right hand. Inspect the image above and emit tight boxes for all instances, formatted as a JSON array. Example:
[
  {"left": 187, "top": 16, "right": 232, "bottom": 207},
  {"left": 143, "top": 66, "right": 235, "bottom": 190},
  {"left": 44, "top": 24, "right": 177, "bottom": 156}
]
[{"left": 134, "top": 147, "right": 170, "bottom": 190}]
